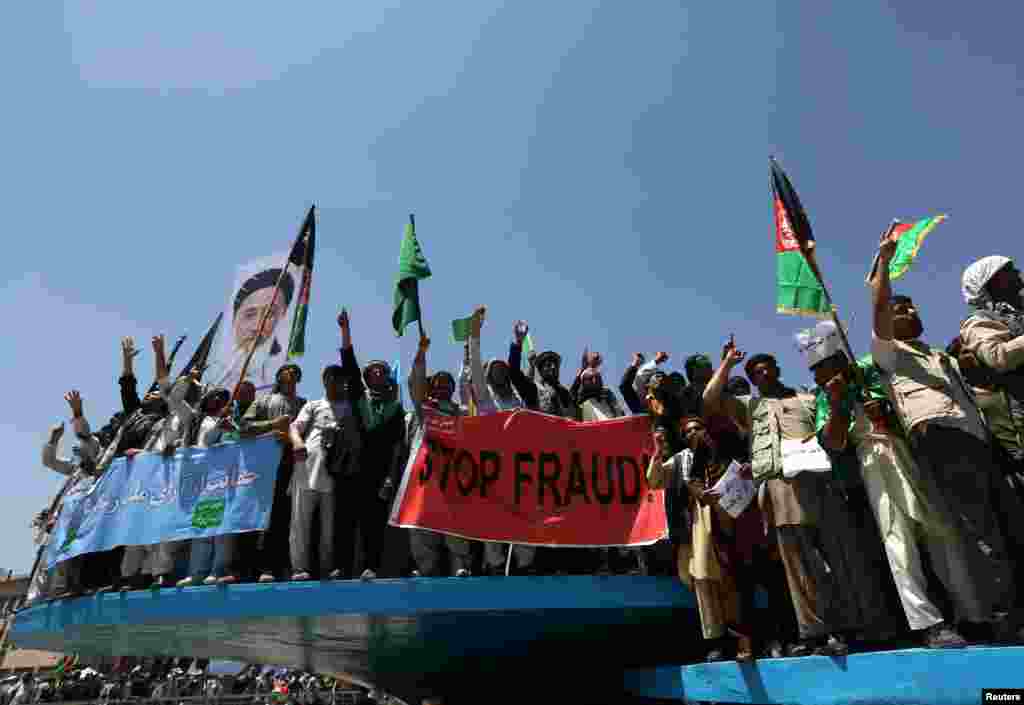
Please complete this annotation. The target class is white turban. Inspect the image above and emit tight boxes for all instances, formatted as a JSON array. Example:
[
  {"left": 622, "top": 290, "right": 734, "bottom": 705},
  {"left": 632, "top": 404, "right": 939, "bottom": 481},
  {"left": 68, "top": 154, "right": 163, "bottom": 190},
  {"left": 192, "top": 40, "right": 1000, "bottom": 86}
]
[{"left": 962, "top": 255, "right": 1012, "bottom": 306}]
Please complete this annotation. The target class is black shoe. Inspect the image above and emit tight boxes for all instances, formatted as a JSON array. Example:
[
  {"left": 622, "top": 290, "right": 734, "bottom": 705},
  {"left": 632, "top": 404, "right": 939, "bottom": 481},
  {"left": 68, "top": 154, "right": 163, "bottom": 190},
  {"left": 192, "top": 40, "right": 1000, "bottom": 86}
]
[
  {"left": 991, "top": 614, "right": 1024, "bottom": 645},
  {"left": 923, "top": 622, "right": 967, "bottom": 649},
  {"left": 763, "top": 640, "right": 784, "bottom": 659},
  {"left": 814, "top": 634, "right": 848, "bottom": 656},
  {"left": 787, "top": 640, "right": 813, "bottom": 657},
  {"left": 705, "top": 648, "right": 726, "bottom": 662}
]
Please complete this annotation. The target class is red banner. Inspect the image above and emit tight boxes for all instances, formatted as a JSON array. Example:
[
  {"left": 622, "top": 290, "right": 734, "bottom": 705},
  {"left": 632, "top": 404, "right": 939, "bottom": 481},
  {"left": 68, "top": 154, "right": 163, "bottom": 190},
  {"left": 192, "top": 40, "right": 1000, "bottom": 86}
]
[{"left": 389, "top": 410, "right": 667, "bottom": 546}]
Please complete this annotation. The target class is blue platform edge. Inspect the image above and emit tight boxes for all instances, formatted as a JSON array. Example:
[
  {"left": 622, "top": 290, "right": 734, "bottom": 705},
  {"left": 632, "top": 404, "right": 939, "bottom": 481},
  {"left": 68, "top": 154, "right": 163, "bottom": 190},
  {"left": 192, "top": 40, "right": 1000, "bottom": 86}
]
[
  {"left": 624, "top": 646, "right": 1024, "bottom": 705},
  {"left": 11, "top": 575, "right": 694, "bottom": 639}
]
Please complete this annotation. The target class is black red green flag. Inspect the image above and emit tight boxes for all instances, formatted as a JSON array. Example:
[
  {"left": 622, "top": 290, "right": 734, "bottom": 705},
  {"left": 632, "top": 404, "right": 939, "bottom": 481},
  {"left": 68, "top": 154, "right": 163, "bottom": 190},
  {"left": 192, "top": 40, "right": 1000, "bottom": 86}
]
[
  {"left": 287, "top": 205, "right": 316, "bottom": 358},
  {"left": 771, "top": 157, "right": 830, "bottom": 318}
]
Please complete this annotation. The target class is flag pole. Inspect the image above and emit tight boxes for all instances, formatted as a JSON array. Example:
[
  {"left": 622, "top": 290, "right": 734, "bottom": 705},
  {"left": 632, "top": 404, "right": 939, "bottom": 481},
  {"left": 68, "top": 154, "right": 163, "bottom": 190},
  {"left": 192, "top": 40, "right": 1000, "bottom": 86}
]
[
  {"left": 799, "top": 243, "right": 858, "bottom": 364},
  {"left": 23, "top": 474, "right": 77, "bottom": 606},
  {"left": 864, "top": 219, "right": 901, "bottom": 284},
  {"left": 410, "top": 213, "right": 427, "bottom": 340}
]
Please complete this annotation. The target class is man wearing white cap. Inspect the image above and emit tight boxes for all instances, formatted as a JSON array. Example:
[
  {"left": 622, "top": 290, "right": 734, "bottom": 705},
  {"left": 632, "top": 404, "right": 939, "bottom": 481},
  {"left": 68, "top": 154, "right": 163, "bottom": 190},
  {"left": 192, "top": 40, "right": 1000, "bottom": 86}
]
[
  {"left": 870, "top": 234, "right": 1020, "bottom": 642},
  {"left": 808, "top": 323, "right": 975, "bottom": 648},
  {"left": 735, "top": 335, "right": 892, "bottom": 656}
]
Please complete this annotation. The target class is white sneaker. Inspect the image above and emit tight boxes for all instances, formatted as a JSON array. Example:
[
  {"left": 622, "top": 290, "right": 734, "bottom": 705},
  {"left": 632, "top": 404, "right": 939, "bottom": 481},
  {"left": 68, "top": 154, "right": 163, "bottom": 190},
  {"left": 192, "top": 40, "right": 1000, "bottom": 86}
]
[
  {"left": 359, "top": 569, "right": 377, "bottom": 581},
  {"left": 258, "top": 573, "right": 275, "bottom": 583},
  {"left": 176, "top": 577, "right": 194, "bottom": 588},
  {"left": 202, "top": 576, "right": 219, "bottom": 586},
  {"left": 455, "top": 569, "right": 471, "bottom": 578}
]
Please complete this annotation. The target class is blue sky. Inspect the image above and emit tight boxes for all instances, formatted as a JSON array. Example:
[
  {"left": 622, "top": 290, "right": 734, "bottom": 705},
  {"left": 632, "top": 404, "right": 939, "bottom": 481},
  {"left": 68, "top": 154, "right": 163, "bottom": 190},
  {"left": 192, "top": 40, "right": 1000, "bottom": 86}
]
[{"left": 1, "top": 2, "right": 1020, "bottom": 573}]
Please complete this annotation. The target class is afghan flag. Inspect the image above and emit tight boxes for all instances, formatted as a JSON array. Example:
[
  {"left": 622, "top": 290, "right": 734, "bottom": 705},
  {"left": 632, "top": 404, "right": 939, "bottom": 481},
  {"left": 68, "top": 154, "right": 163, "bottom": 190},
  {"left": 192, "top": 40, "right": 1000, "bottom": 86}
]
[
  {"left": 393, "top": 214, "right": 432, "bottom": 337},
  {"left": 771, "top": 157, "right": 831, "bottom": 318},
  {"left": 176, "top": 313, "right": 223, "bottom": 381},
  {"left": 887, "top": 215, "right": 946, "bottom": 280},
  {"left": 287, "top": 205, "right": 316, "bottom": 358}
]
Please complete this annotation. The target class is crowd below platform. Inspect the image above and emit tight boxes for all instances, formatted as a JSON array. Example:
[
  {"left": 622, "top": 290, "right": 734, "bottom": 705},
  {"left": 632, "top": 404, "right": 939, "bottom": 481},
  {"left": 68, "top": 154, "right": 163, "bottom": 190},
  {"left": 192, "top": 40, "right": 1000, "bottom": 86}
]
[
  {"left": 0, "top": 663, "right": 369, "bottom": 705},
  {"left": 25, "top": 234, "right": 1024, "bottom": 666}
]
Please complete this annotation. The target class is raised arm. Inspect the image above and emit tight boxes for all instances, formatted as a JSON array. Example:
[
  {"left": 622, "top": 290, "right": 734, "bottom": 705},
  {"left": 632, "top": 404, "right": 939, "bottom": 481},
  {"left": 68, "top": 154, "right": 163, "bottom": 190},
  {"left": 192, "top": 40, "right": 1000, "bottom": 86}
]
[
  {"left": 120, "top": 337, "right": 142, "bottom": 415},
  {"left": 620, "top": 353, "right": 646, "bottom": 414},
  {"left": 633, "top": 352, "right": 669, "bottom": 399},
  {"left": 409, "top": 335, "right": 431, "bottom": 411},
  {"left": 508, "top": 321, "right": 539, "bottom": 409},
  {"left": 468, "top": 306, "right": 494, "bottom": 412},
  {"left": 153, "top": 335, "right": 196, "bottom": 429},
  {"left": 338, "top": 310, "right": 364, "bottom": 398},
  {"left": 870, "top": 229, "right": 898, "bottom": 341},
  {"left": 703, "top": 338, "right": 745, "bottom": 414},
  {"left": 62, "top": 389, "right": 103, "bottom": 462},
  {"left": 41, "top": 422, "right": 75, "bottom": 476}
]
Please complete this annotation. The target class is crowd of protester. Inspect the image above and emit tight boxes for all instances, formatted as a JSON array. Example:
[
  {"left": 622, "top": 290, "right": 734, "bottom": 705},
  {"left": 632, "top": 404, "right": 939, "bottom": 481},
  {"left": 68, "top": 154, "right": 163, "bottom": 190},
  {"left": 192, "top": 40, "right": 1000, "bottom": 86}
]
[
  {"left": 27, "top": 236, "right": 1024, "bottom": 665},
  {"left": 1, "top": 663, "right": 367, "bottom": 705}
]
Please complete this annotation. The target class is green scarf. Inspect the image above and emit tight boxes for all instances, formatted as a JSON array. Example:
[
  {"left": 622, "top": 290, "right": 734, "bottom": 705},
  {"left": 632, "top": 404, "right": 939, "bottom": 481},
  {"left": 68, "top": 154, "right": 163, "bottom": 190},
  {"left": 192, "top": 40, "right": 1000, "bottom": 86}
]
[{"left": 359, "top": 396, "right": 403, "bottom": 431}]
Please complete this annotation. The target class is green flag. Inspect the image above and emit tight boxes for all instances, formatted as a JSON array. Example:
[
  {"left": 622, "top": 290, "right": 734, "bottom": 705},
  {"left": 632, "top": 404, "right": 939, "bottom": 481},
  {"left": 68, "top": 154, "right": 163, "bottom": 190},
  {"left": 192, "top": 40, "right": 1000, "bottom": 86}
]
[
  {"left": 888, "top": 215, "right": 946, "bottom": 280},
  {"left": 451, "top": 315, "right": 472, "bottom": 343},
  {"left": 521, "top": 332, "right": 534, "bottom": 370},
  {"left": 392, "top": 215, "right": 432, "bottom": 337}
]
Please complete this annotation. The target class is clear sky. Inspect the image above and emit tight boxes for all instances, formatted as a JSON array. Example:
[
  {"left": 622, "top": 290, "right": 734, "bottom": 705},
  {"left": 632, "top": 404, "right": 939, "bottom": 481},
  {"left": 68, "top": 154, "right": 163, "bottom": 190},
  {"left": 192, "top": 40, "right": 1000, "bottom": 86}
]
[{"left": 1, "top": 2, "right": 1019, "bottom": 573}]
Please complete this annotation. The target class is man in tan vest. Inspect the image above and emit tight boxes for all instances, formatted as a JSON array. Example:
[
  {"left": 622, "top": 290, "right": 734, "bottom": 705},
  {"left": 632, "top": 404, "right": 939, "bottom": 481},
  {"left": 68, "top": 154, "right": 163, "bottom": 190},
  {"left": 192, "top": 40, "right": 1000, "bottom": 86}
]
[{"left": 870, "top": 232, "right": 1020, "bottom": 643}]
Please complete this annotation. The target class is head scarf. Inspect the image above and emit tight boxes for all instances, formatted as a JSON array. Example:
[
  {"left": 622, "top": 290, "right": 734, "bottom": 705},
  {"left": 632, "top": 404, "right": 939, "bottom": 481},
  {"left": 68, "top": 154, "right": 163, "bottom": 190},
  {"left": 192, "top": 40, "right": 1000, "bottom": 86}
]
[
  {"left": 425, "top": 372, "right": 460, "bottom": 415},
  {"left": 683, "top": 354, "right": 712, "bottom": 383},
  {"left": 535, "top": 351, "right": 561, "bottom": 377},
  {"left": 362, "top": 360, "right": 396, "bottom": 402},
  {"left": 362, "top": 361, "right": 403, "bottom": 430},
  {"left": 962, "top": 255, "right": 1012, "bottom": 307}
]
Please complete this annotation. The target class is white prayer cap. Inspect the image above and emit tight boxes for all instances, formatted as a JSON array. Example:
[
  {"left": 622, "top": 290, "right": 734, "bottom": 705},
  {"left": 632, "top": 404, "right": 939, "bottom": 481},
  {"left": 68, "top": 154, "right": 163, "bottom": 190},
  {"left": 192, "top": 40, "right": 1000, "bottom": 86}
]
[{"left": 795, "top": 319, "right": 845, "bottom": 369}]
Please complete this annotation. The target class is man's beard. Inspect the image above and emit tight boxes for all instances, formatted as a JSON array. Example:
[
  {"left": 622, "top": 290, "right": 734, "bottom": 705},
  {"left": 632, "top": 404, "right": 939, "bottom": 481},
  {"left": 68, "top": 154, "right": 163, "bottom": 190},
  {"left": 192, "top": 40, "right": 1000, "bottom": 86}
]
[{"left": 894, "top": 316, "right": 924, "bottom": 340}]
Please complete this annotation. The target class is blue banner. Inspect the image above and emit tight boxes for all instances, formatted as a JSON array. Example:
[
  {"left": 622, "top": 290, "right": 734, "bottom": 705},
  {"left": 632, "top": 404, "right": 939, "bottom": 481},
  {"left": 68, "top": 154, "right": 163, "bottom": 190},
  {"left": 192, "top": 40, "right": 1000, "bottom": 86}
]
[{"left": 45, "top": 437, "right": 282, "bottom": 569}]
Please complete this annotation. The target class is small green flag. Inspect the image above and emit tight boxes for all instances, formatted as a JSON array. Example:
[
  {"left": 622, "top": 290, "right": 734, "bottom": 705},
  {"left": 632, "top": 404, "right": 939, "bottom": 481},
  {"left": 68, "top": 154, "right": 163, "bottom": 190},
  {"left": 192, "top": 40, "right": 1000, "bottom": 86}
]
[
  {"left": 393, "top": 216, "right": 432, "bottom": 337},
  {"left": 451, "top": 315, "right": 472, "bottom": 343},
  {"left": 888, "top": 215, "right": 946, "bottom": 280},
  {"left": 521, "top": 333, "right": 534, "bottom": 369}
]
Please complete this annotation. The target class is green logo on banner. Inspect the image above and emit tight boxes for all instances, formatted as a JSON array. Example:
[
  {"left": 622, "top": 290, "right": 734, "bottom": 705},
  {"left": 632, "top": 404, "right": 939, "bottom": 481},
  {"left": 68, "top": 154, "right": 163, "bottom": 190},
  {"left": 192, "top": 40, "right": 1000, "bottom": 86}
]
[
  {"left": 191, "top": 499, "right": 226, "bottom": 529},
  {"left": 59, "top": 528, "right": 78, "bottom": 553}
]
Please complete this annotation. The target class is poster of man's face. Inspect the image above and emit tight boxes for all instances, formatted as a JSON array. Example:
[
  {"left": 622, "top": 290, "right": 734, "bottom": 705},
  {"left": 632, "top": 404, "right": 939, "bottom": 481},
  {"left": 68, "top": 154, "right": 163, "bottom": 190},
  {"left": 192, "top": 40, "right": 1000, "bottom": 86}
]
[
  {"left": 233, "top": 285, "right": 289, "bottom": 351},
  {"left": 210, "top": 252, "right": 302, "bottom": 390}
]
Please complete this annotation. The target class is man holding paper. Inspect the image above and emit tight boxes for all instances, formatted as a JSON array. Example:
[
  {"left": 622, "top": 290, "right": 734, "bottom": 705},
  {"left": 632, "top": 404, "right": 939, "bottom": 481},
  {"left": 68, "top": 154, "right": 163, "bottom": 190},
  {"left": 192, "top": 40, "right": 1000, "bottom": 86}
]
[{"left": 726, "top": 342, "right": 893, "bottom": 656}]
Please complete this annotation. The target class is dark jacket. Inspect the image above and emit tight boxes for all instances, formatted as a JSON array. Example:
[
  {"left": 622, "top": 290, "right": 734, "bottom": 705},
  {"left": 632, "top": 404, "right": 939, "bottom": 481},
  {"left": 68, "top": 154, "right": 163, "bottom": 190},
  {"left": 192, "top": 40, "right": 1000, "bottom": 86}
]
[
  {"left": 619, "top": 365, "right": 646, "bottom": 414},
  {"left": 507, "top": 342, "right": 539, "bottom": 410},
  {"left": 345, "top": 347, "right": 407, "bottom": 493}
]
